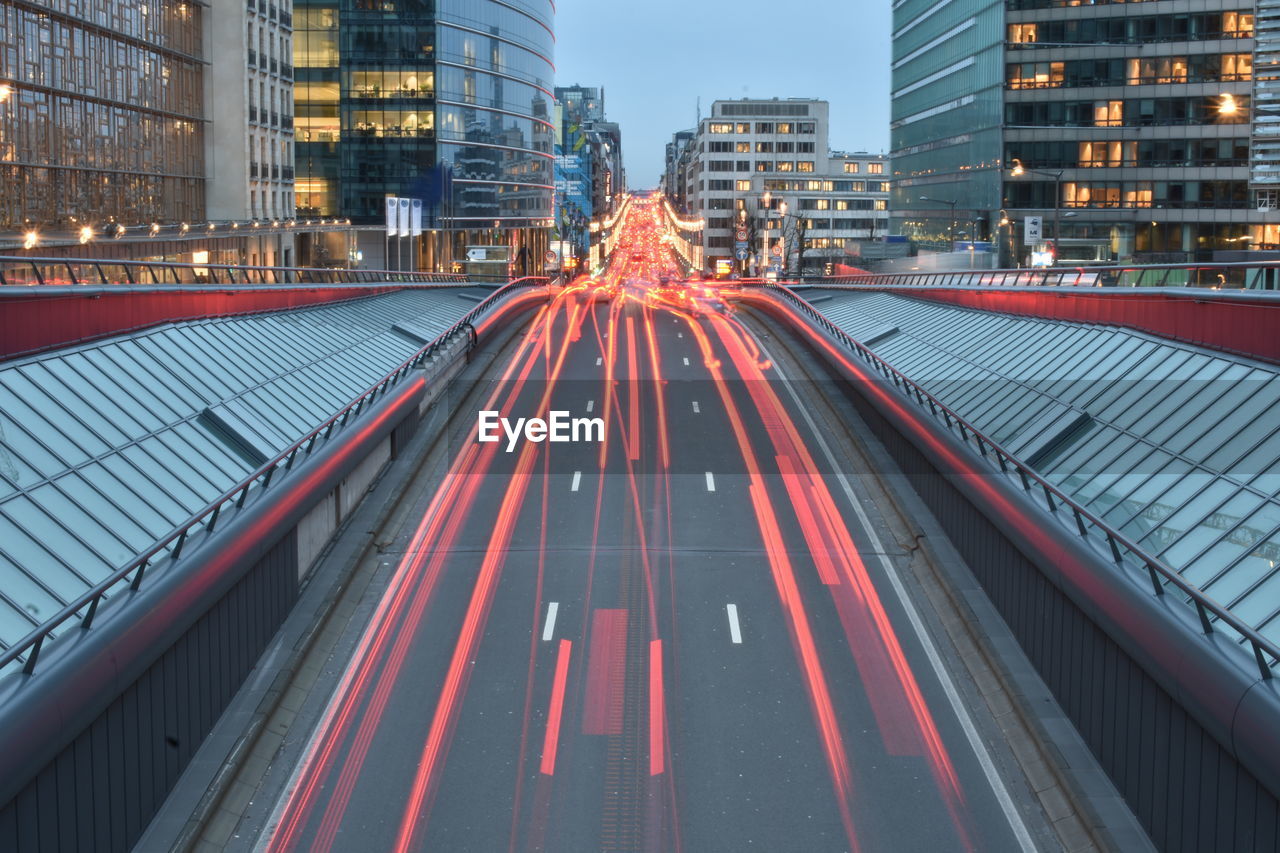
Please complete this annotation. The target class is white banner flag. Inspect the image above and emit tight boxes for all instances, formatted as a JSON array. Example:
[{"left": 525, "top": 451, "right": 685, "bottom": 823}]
[
  {"left": 385, "top": 197, "right": 399, "bottom": 237},
  {"left": 411, "top": 198, "right": 423, "bottom": 237},
  {"left": 398, "top": 198, "right": 411, "bottom": 237},
  {"left": 1023, "top": 215, "right": 1043, "bottom": 246}
]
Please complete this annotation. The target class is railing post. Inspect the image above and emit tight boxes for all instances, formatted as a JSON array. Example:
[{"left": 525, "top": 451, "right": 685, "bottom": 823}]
[{"left": 22, "top": 637, "right": 43, "bottom": 675}]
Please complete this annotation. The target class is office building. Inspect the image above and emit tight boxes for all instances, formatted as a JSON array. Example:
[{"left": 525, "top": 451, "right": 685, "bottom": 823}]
[
  {"left": 293, "top": 0, "right": 555, "bottom": 275},
  {"left": 892, "top": 0, "right": 1257, "bottom": 265},
  {"left": 675, "top": 99, "right": 890, "bottom": 276},
  {"left": 553, "top": 85, "right": 626, "bottom": 271},
  {"left": 0, "top": 0, "right": 347, "bottom": 266}
]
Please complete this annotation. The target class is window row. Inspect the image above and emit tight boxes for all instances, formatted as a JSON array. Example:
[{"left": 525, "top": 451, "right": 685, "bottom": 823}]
[
  {"left": 1007, "top": 138, "right": 1249, "bottom": 170},
  {"left": 1008, "top": 11, "right": 1253, "bottom": 45},
  {"left": 1006, "top": 95, "right": 1249, "bottom": 128},
  {"left": 762, "top": 179, "right": 888, "bottom": 192},
  {"left": 705, "top": 160, "right": 819, "bottom": 173},
  {"left": 1005, "top": 180, "right": 1248, "bottom": 209},
  {"left": 1007, "top": 54, "right": 1251, "bottom": 89},
  {"left": 707, "top": 122, "right": 818, "bottom": 135},
  {"left": 705, "top": 141, "right": 817, "bottom": 154}
]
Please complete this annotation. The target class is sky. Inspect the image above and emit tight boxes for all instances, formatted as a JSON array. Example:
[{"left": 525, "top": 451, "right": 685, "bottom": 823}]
[{"left": 554, "top": 0, "right": 894, "bottom": 190}]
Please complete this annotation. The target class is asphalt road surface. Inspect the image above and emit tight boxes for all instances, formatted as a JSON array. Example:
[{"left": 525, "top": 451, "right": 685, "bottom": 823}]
[{"left": 248, "top": 199, "right": 1043, "bottom": 853}]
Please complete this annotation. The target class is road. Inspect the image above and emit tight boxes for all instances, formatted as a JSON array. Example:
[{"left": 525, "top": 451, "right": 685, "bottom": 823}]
[{"left": 249, "top": 198, "right": 1042, "bottom": 852}]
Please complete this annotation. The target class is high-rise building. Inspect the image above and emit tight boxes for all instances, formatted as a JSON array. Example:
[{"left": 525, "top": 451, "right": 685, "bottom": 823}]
[
  {"left": 676, "top": 99, "right": 890, "bottom": 276},
  {"left": 292, "top": 0, "right": 555, "bottom": 275},
  {"left": 0, "top": 1, "right": 206, "bottom": 251},
  {"left": 0, "top": 0, "right": 346, "bottom": 266},
  {"left": 664, "top": 128, "right": 695, "bottom": 205},
  {"left": 892, "top": 0, "right": 1258, "bottom": 265},
  {"left": 207, "top": 0, "right": 299, "bottom": 267}
]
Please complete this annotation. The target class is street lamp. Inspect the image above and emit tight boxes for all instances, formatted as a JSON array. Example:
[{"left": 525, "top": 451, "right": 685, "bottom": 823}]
[
  {"left": 919, "top": 196, "right": 958, "bottom": 247},
  {"left": 1009, "top": 158, "right": 1065, "bottom": 263}
]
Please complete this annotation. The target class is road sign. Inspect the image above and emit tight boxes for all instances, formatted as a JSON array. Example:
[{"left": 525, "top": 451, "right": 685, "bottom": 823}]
[
  {"left": 771, "top": 244, "right": 783, "bottom": 257},
  {"left": 735, "top": 229, "right": 749, "bottom": 242},
  {"left": 735, "top": 248, "right": 749, "bottom": 260},
  {"left": 545, "top": 249, "right": 559, "bottom": 264},
  {"left": 1023, "top": 216, "right": 1043, "bottom": 245},
  {"left": 467, "top": 248, "right": 488, "bottom": 262}
]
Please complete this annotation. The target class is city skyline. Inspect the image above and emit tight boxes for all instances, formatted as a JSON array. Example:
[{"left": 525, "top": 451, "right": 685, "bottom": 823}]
[{"left": 556, "top": 0, "right": 893, "bottom": 188}]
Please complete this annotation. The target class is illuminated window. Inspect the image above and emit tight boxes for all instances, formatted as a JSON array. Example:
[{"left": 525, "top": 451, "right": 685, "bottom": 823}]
[
  {"left": 797, "top": 161, "right": 815, "bottom": 172},
  {"left": 709, "top": 123, "right": 733, "bottom": 134},
  {"left": 1225, "top": 12, "right": 1255, "bottom": 37},
  {"left": 1224, "top": 54, "right": 1252, "bottom": 82},
  {"left": 874, "top": 199, "right": 887, "bottom": 210},
  {"left": 867, "top": 162, "right": 884, "bottom": 174},
  {"left": 776, "top": 123, "right": 793, "bottom": 134},
  {"left": 736, "top": 141, "right": 751, "bottom": 153},
  {"left": 735, "top": 180, "right": 752, "bottom": 192},
  {"left": 843, "top": 162, "right": 859, "bottom": 173},
  {"left": 776, "top": 161, "right": 794, "bottom": 172},
  {"left": 1093, "top": 100, "right": 1123, "bottom": 127},
  {"left": 737, "top": 123, "right": 750, "bottom": 133},
  {"left": 1009, "top": 23, "right": 1037, "bottom": 44}
]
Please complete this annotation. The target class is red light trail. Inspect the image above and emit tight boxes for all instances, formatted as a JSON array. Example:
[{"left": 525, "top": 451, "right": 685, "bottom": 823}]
[{"left": 259, "top": 195, "right": 1028, "bottom": 853}]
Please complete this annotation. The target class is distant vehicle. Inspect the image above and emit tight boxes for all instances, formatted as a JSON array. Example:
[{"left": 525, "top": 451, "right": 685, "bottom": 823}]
[
  {"left": 658, "top": 275, "right": 671, "bottom": 285},
  {"left": 630, "top": 253, "right": 644, "bottom": 261}
]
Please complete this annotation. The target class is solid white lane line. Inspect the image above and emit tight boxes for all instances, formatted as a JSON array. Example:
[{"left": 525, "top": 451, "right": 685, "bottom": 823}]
[
  {"left": 726, "top": 604, "right": 743, "bottom": 644},
  {"left": 542, "top": 602, "right": 559, "bottom": 642},
  {"left": 692, "top": 401, "right": 701, "bottom": 414},
  {"left": 756, "top": 338, "right": 1038, "bottom": 853},
  {"left": 586, "top": 400, "right": 595, "bottom": 413},
  {"left": 683, "top": 357, "right": 690, "bottom": 366},
  {"left": 705, "top": 472, "right": 716, "bottom": 492},
  {"left": 571, "top": 471, "right": 582, "bottom": 492}
]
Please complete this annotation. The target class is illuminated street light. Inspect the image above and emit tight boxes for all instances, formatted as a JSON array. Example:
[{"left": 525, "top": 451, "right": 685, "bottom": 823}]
[
  {"left": 23, "top": 230, "right": 38, "bottom": 250},
  {"left": 1007, "top": 158, "right": 1065, "bottom": 263},
  {"left": 78, "top": 225, "right": 94, "bottom": 244},
  {"left": 1218, "top": 93, "right": 1239, "bottom": 116}
]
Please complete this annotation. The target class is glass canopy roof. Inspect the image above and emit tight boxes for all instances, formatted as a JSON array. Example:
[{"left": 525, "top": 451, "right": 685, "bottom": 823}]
[
  {"left": 811, "top": 289, "right": 1280, "bottom": 645},
  {"left": 0, "top": 288, "right": 485, "bottom": 657}
]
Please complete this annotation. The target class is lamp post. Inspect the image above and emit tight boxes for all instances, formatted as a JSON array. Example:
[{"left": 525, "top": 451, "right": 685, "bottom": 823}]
[
  {"left": 760, "top": 190, "right": 772, "bottom": 278},
  {"left": 918, "top": 196, "right": 957, "bottom": 248},
  {"left": 1009, "top": 158, "right": 1065, "bottom": 264}
]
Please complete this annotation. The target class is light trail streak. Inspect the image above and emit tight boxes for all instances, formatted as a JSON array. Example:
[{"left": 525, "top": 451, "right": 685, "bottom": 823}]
[{"left": 262, "top": 194, "right": 1004, "bottom": 853}]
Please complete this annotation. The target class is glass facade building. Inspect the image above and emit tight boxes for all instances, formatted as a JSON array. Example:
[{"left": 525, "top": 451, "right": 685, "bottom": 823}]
[
  {"left": 293, "top": 0, "right": 554, "bottom": 273},
  {"left": 890, "top": 0, "right": 1005, "bottom": 250},
  {"left": 893, "top": 1, "right": 1261, "bottom": 264},
  {"left": 0, "top": 0, "right": 207, "bottom": 230}
]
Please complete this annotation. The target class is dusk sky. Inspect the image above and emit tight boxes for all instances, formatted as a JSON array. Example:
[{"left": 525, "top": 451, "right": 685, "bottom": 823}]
[{"left": 555, "top": 1, "right": 894, "bottom": 189}]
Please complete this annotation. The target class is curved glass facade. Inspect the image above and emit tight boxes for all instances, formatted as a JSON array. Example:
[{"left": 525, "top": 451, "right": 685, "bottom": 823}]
[
  {"left": 436, "top": 0, "right": 555, "bottom": 226},
  {"left": 294, "top": 0, "right": 553, "bottom": 273}
]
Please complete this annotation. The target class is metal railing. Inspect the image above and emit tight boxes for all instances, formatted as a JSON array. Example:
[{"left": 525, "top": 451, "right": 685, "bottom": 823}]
[
  {"left": 0, "top": 276, "right": 551, "bottom": 678},
  {"left": 748, "top": 282, "right": 1279, "bottom": 681},
  {"left": 809, "top": 260, "right": 1280, "bottom": 290},
  {"left": 0, "top": 256, "right": 469, "bottom": 287}
]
